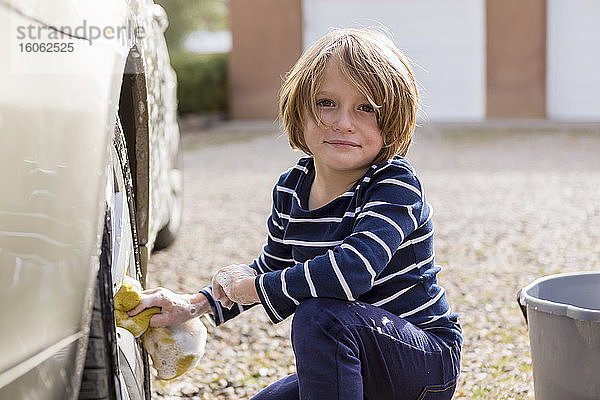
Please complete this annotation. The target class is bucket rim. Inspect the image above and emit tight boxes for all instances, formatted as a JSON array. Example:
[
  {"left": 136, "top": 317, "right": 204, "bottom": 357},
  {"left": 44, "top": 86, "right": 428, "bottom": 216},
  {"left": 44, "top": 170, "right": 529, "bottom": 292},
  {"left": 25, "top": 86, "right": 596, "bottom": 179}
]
[{"left": 519, "top": 271, "right": 600, "bottom": 322}]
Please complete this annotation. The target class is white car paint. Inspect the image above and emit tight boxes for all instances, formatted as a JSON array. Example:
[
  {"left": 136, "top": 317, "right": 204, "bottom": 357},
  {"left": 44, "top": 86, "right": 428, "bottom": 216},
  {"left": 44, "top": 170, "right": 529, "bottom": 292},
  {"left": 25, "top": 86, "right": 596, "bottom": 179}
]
[{"left": 0, "top": 0, "right": 181, "bottom": 397}]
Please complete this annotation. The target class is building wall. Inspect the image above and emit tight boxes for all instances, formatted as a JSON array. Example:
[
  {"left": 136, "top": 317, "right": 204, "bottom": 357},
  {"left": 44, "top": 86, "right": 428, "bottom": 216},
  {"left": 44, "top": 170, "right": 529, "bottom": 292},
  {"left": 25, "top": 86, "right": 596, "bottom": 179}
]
[
  {"left": 303, "top": 0, "right": 486, "bottom": 122},
  {"left": 228, "top": 0, "right": 600, "bottom": 122},
  {"left": 229, "top": 0, "right": 302, "bottom": 119},
  {"left": 547, "top": 0, "right": 600, "bottom": 120},
  {"left": 486, "top": 0, "right": 546, "bottom": 118}
]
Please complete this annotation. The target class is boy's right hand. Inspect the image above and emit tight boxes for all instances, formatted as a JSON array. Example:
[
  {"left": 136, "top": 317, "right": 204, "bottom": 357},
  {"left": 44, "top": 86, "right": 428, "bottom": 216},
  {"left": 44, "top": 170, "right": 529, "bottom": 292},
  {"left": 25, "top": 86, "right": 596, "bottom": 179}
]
[
  {"left": 212, "top": 264, "right": 259, "bottom": 309},
  {"left": 127, "top": 287, "right": 210, "bottom": 327}
]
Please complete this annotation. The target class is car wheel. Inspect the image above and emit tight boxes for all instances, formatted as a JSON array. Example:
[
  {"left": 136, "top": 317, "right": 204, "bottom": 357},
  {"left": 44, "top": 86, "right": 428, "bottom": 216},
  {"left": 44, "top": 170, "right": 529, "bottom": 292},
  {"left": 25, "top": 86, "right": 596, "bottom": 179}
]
[
  {"left": 154, "top": 136, "right": 183, "bottom": 250},
  {"left": 78, "top": 117, "right": 150, "bottom": 400}
]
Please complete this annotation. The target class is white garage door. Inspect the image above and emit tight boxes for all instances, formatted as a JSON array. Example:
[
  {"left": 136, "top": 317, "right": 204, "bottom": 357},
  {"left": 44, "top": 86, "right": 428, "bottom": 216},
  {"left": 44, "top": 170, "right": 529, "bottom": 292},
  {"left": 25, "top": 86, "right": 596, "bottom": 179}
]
[
  {"left": 547, "top": 0, "right": 600, "bottom": 121},
  {"left": 303, "top": 0, "right": 486, "bottom": 122}
]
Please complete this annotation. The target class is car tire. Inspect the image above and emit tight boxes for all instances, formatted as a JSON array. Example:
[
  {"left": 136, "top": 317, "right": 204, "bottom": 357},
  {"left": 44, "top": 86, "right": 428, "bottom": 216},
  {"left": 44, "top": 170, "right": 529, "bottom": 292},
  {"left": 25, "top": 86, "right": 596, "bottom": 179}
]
[
  {"left": 78, "top": 117, "right": 150, "bottom": 400},
  {"left": 78, "top": 232, "right": 121, "bottom": 400},
  {"left": 154, "top": 136, "right": 183, "bottom": 250}
]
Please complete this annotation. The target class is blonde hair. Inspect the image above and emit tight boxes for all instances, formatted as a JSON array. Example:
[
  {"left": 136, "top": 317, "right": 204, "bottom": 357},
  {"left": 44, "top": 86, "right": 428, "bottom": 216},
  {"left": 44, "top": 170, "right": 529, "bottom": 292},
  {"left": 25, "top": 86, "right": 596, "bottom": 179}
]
[{"left": 279, "top": 28, "right": 420, "bottom": 164}]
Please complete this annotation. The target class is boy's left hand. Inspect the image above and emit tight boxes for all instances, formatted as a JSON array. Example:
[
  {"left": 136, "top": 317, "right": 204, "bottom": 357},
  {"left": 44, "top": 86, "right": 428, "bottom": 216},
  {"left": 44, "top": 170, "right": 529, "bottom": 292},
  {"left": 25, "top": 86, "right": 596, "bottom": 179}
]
[{"left": 212, "top": 264, "right": 260, "bottom": 308}]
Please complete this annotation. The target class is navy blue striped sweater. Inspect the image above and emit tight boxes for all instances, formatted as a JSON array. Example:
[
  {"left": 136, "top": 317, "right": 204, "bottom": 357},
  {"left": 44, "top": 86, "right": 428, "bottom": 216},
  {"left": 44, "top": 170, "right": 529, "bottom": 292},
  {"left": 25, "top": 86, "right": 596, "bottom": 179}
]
[{"left": 201, "top": 156, "right": 462, "bottom": 345}]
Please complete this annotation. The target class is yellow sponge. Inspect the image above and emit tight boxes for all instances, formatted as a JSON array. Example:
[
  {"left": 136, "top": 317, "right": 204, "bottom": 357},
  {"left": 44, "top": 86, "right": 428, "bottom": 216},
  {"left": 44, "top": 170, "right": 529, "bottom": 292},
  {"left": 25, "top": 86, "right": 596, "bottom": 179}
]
[
  {"left": 113, "top": 275, "right": 207, "bottom": 380},
  {"left": 113, "top": 276, "right": 160, "bottom": 338}
]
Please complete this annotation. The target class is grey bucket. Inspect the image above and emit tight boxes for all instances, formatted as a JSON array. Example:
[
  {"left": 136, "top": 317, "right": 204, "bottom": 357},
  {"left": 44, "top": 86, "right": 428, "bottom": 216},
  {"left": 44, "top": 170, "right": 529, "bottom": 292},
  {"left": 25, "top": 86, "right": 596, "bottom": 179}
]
[{"left": 518, "top": 272, "right": 600, "bottom": 400}]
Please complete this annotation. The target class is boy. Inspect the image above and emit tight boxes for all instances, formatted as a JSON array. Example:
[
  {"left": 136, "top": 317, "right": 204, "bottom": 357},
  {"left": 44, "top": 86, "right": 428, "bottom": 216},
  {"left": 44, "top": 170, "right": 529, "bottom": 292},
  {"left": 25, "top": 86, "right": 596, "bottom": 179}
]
[{"left": 130, "top": 28, "right": 461, "bottom": 399}]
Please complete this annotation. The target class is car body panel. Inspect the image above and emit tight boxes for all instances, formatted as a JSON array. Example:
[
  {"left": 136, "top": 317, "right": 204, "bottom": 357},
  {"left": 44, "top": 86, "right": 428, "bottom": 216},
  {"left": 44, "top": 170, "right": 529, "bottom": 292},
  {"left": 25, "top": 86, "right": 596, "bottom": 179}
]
[
  {"left": 0, "top": 333, "right": 85, "bottom": 399},
  {"left": 0, "top": 0, "right": 181, "bottom": 397},
  {"left": 0, "top": 3, "right": 122, "bottom": 373}
]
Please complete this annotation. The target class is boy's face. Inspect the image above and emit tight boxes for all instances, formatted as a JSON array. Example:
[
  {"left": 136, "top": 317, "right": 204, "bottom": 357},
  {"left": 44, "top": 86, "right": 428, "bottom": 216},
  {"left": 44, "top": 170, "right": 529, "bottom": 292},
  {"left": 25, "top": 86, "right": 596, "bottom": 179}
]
[{"left": 303, "top": 60, "right": 383, "bottom": 178}]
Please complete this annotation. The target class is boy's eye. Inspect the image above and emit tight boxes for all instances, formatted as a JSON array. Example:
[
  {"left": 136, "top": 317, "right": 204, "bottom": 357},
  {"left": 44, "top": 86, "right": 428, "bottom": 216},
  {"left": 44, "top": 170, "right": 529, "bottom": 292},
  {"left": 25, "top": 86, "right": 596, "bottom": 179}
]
[
  {"left": 317, "top": 99, "right": 334, "bottom": 107},
  {"left": 358, "top": 104, "right": 375, "bottom": 113}
]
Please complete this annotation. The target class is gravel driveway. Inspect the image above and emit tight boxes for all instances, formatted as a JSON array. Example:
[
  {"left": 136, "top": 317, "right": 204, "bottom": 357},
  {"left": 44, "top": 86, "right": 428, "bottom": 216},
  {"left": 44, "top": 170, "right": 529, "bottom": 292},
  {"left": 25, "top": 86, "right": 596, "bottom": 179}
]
[{"left": 148, "top": 120, "right": 600, "bottom": 400}]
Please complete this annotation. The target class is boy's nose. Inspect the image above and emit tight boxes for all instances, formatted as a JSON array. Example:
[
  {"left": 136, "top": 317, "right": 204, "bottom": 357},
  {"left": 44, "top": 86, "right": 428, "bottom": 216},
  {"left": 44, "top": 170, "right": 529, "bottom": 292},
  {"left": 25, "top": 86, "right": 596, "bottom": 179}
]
[{"left": 331, "top": 109, "right": 354, "bottom": 133}]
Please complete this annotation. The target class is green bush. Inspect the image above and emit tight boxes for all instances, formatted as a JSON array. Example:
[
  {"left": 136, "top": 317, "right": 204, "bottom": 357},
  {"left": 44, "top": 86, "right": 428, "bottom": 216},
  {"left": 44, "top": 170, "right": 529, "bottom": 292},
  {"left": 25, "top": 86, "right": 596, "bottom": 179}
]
[
  {"left": 156, "top": 0, "right": 228, "bottom": 51},
  {"left": 170, "top": 52, "right": 228, "bottom": 115}
]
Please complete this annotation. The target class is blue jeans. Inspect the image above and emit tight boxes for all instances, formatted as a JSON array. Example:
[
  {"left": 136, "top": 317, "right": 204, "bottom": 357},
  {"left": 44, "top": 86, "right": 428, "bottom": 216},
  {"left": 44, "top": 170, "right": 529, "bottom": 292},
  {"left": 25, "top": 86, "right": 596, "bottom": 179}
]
[{"left": 251, "top": 298, "right": 461, "bottom": 400}]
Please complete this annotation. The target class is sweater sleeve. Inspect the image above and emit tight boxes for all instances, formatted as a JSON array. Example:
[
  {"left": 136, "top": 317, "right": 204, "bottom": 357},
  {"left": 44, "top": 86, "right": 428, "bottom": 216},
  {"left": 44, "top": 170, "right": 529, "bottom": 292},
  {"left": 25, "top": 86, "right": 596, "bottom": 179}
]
[
  {"left": 255, "top": 164, "right": 427, "bottom": 323},
  {"left": 199, "top": 286, "right": 257, "bottom": 326}
]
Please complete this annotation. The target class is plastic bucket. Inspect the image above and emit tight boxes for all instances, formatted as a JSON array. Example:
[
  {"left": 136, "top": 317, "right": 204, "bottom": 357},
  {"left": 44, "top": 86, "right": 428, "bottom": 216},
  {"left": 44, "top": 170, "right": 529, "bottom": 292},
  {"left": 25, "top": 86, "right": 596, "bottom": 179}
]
[{"left": 518, "top": 272, "right": 600, "bottom": 400}]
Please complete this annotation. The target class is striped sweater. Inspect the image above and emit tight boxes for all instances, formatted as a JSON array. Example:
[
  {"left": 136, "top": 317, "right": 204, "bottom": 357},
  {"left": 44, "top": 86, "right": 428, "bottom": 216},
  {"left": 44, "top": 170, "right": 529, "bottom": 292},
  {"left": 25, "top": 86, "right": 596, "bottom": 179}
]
[{"left": 201, "top": 156, "right": 462, "bottom": 345}]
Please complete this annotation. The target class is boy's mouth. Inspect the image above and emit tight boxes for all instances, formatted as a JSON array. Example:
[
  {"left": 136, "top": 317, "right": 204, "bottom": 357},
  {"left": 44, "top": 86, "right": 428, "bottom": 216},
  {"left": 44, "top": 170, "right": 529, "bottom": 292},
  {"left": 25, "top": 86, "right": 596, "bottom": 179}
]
[{"left": 324, "top": 140, "right": 360, "bottom": 148}]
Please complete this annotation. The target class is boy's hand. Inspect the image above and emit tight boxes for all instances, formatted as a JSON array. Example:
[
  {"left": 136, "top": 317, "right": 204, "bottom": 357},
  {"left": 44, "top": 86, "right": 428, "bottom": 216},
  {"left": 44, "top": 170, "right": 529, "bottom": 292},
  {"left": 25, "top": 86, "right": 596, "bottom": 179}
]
[
  {"left": 127, "top": 288, "right": 210, "bottom": 327},
  {"left": 212, "top": 264, "right": 259, "bottom": 308}
]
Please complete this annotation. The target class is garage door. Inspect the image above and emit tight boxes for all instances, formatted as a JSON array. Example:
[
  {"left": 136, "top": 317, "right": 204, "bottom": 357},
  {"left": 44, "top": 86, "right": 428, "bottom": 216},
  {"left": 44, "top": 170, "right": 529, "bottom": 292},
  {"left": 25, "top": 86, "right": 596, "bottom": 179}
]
[
  {"left": 303, "top": 0, "right": 486, "bottom": 122},
  {"left": 547, "top": 0, "right": 600, "bottom": 121}
]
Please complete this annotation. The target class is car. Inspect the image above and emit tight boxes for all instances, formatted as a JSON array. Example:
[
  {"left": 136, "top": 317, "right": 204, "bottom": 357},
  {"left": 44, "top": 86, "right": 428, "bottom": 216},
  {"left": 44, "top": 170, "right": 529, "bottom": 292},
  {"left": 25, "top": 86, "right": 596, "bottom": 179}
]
[{"left": 0, "top": 0, "right": 183, "bottom": 399}]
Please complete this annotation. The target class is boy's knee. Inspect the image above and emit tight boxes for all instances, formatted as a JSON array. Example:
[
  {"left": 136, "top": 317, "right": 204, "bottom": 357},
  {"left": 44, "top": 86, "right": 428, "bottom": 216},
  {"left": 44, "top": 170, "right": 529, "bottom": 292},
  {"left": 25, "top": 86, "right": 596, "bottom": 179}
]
[
  {"left": 292, "top": 298, "right": 339, "bottom": 353},
  {"left": 292, "top": 298, "right": 354, "bottom": 339},
  {"left": 292, "top": 298, "right": 362, "bottom": 365},
  {"left": 294, "top": 297, "right": 341, "bottom": 322}
]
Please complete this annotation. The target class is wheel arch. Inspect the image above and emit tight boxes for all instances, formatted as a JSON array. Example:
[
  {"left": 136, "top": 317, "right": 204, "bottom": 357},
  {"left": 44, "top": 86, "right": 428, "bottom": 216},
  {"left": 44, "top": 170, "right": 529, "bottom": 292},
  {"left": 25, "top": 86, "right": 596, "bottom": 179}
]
[{"left": 117, "top": 44, "right": 151, "bottom": 287}]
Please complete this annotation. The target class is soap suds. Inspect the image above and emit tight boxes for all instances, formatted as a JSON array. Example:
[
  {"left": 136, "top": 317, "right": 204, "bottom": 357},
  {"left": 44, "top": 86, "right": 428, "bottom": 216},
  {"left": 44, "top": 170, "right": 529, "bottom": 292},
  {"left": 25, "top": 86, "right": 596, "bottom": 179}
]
[{"left": 113, "top": 275, "right": 207, "bottom": 379}]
